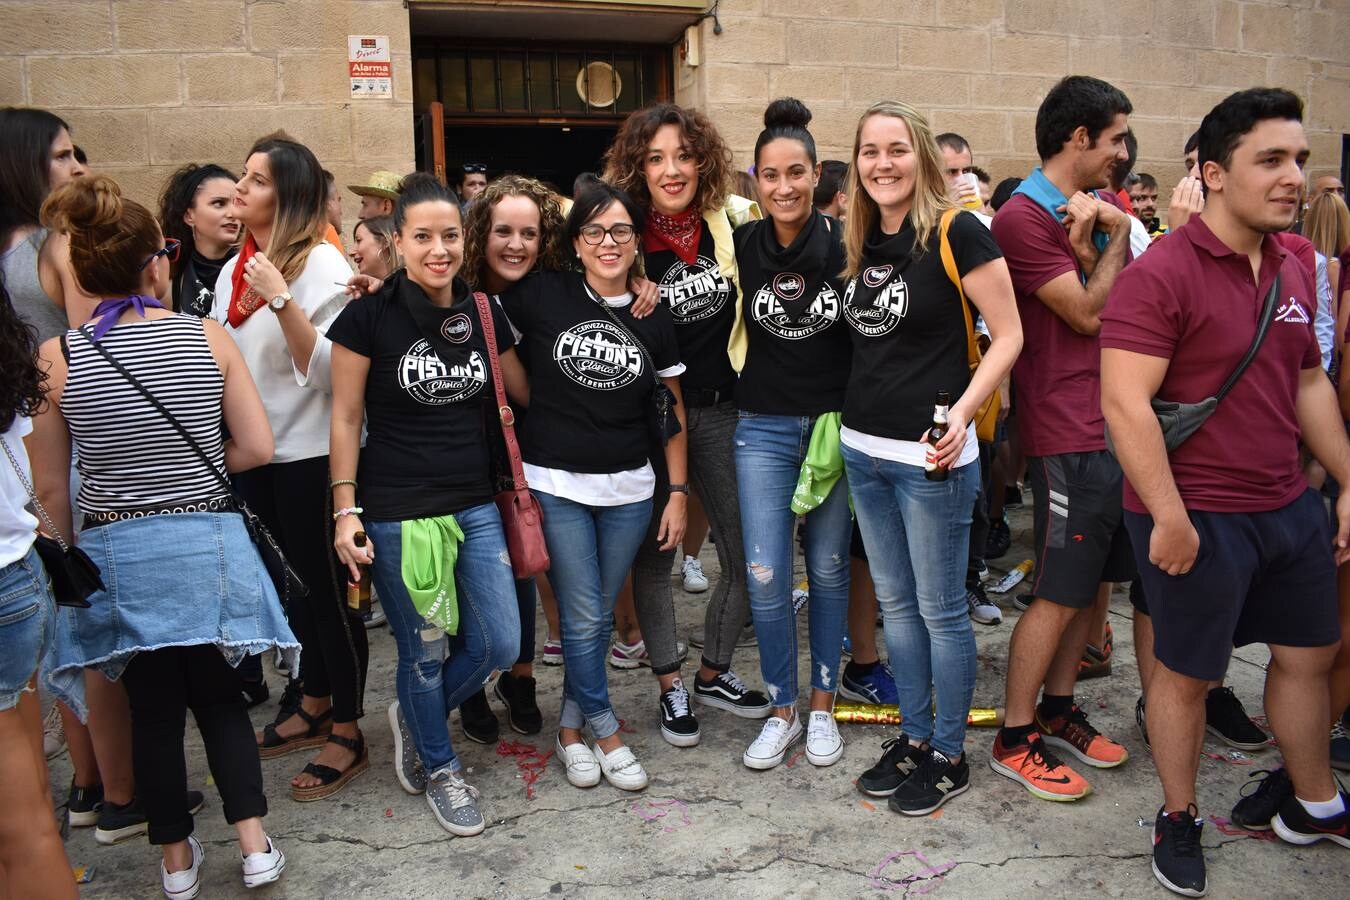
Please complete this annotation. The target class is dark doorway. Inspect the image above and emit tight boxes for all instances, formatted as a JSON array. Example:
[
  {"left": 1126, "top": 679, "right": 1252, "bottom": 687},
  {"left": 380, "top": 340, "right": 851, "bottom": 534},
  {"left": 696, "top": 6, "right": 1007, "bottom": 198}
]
[{"left": 436, "top": 124, "right": 617, "bottom": 197}]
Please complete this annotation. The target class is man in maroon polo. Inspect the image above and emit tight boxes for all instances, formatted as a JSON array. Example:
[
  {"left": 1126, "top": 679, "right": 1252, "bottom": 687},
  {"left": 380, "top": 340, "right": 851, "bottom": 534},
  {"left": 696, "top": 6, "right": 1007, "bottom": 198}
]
[{"left": 1102, "top": 88, "right": 1350, "bottom": 897}]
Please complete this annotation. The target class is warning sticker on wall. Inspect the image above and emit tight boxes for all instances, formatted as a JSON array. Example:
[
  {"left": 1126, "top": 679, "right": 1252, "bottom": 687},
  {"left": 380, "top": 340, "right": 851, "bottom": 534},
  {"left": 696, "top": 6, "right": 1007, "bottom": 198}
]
[{"left": 349, "top": 35, "right": 392, "bottom": 98}]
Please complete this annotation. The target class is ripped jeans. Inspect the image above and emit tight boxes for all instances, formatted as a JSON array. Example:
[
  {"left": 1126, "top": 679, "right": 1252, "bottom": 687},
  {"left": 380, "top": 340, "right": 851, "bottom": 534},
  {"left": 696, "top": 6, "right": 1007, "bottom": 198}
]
[
  {"left": 366, "top": 504, "right": 520, "bottom": 775},
  {"left": 734, "top": 413, "right": 852, "bottom": 707}
]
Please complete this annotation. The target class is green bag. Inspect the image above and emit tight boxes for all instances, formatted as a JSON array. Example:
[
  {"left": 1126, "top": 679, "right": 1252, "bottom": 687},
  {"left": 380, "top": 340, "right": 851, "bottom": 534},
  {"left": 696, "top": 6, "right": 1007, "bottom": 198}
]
[{"left": 401, "top": 514, "right": 465, "bottom": 635}]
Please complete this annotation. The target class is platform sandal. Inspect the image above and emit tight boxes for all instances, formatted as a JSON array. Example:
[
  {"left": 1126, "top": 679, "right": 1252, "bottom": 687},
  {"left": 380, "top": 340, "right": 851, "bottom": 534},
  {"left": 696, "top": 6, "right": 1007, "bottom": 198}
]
[
  {"left": 258, "top": 706, "right": 333, "bottom": 760},
  {"left": 290, "top": 732, "right": 370, "bottom": 802}
]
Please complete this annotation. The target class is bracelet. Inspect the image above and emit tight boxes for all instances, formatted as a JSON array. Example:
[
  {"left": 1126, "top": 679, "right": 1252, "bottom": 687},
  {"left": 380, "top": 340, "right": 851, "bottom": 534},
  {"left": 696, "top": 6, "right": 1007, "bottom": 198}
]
[
  {"left": 330, "top": 479, "right": 358, "bottom": 490},
  {"left": 333, "top": 506, "right": 364, "bottom": 520},
  {"left": 668, "top": 483, "right": 690, "bottom": 494}
]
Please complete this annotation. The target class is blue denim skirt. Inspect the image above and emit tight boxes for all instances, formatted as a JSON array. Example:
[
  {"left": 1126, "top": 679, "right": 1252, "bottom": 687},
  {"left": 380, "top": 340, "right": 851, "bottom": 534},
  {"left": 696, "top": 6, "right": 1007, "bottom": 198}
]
[
  {"left": 0, "top": 546, "right": 56, "bottom": 711},
  {"left": 45, "top": 511, "right": 300, "bottom": 719}
]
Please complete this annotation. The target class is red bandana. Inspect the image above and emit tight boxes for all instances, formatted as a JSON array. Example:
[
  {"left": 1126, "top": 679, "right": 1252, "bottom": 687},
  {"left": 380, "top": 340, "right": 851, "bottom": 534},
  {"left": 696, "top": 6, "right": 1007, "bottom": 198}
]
[
  {"left": 643, "top": 206, "right": 702, "bottom": 266},
  {"left": 227, "top": 235, "right": 267, "bottom": 328}
]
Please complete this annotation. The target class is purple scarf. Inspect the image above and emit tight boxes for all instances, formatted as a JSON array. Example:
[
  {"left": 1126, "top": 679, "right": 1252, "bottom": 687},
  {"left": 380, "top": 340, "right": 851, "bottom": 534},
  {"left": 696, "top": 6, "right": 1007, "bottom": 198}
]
[{"left": 88, "top": 294, "right": 165, "bottom": 340}]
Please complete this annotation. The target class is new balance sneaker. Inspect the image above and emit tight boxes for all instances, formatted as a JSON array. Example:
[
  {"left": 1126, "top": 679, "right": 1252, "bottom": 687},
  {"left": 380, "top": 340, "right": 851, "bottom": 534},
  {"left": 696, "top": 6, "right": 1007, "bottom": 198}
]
[
  {"left": 1204, "top": 687, "right": 1269, "bottom": 751},
  {"left": 966, "top": 583, "right": 1002, "bottom": 625},
  {"left": 541, "top": 638, "right": 563, "bottom": 666},
  {"left": 459, "top": 689, "right": 499, "bottom": 745},
  {"left": 67, "top": 781, "right": 103, "bottom": 828},
  {"left": 989, "top": 731, "right": 1091, "bottom": 801},
  {"left": 984, "top": 518, "right": 1012, "bottom": 560},
  {"left": 161, "top": 835, "right": 203, "bottom": 899},
  {"left": 1036, "top": 703, "right": 1128, "bottom": 768},
  {"left": 596, "top": 744, "right": 649, "bottom": 791},
  {"left": 659, "top": 679, "right": 701, "bottom": 747},
  {"left": 1332, "top": 720, "right": 1350, "bottom": 772},
  {"left": 681, "top": 555, "right": 709, "bottom": 593},
  {"left": 693, "top": 671, "right": 771, "bottom": 718},
  {"left": 1136, "top": 695, "right": 1151, "bottom": 752},
  {"left": 1271, "top": 791, "right": 1350, "bottom": 848},
  {"left": 241, "top": 835, "right": 286, "bottom": 889},
  {"left": 1230, "top": 767, "right": 1292, "bottom": 831},
  {"left": 43, "top": 703, "right": 66, "bottom": 759},
  {"left": 425, "top": 769, "right": 485, "bottom": 836},
  {"left": 494, "top": 672, "right": 543, "bottom": 735},
  {"left": 839, "top": 663, "right": 899, "bottom": 706},
  {"left": 805, "top": 710, "right": 844, "bottom": 766},
  {"left": 743, "top": 714, "right": 803, "bottom": 770},
  {"left": 1152, "top": 805, "right": 1207, "bottom": 897},
  {"left": 857, "top": 736, "right": 926, "bottom": 797},
  {"left": 889, "top": 748, "right": 969, "bottom": 816},
  {"left": 387, "top": 700, "right": 427, "bottom": 795}
]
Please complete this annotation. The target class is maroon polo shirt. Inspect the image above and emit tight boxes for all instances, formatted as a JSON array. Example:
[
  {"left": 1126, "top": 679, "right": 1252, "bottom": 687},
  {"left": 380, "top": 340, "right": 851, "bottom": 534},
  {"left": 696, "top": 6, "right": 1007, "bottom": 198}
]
[{"left": 1100, "top": 217, "right": 1319, "bottom": 514}]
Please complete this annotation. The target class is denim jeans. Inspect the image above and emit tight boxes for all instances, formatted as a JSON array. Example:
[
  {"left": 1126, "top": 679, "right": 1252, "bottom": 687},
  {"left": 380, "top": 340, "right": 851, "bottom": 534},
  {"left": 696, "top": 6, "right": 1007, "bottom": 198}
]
[
  {"left": 366, "top": 503, "right": 519, "bottom": 774},
  {"left": 534, "top": 490, "right": 652, "bottom": 740},
  {"left": 843, "top": 445, "right": 979, "bottom": 758},
  {"left": 734, "top": 413, "right": 852, "bottom": 706}
]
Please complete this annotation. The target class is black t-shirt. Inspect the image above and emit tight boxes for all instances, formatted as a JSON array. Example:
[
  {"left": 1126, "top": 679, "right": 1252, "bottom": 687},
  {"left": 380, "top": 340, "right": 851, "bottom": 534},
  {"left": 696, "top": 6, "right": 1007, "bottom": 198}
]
[
  {"left": 326, "top": 272, "right": 513, "bottom": 520},
  {"left": 500, "top": 270, "right": 681, "bottom": 475},
  {"left": 177, "top": 250, "right": 232, "bottom": 318},
  {"left": 734, "top": 211, "right": 851, "bottom": 415},
  {"left": 643, "top": 220, "right": 738, "bottom": 394},
  {"left": 842, "top": 211, "right": 1002, "bottom": 440}
]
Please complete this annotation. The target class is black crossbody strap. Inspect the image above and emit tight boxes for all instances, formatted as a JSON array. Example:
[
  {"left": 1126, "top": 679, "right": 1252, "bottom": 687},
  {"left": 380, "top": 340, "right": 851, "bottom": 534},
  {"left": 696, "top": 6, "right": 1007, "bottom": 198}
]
[
  {"left": 1215, "top": 275, "right": 1281, "bottom": 403},
  {"left": 580, "top": 281, "right": 662, "bottom": 389}
]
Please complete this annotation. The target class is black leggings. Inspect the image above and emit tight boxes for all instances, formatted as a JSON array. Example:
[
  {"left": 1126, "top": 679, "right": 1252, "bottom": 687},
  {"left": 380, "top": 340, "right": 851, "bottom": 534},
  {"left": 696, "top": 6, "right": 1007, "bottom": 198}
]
[
  {"left": 233, "top": 455, "right": 368, "bottom": 722},
  {"left": 121, "top": 645, "right": 266, "bottom": 844}
]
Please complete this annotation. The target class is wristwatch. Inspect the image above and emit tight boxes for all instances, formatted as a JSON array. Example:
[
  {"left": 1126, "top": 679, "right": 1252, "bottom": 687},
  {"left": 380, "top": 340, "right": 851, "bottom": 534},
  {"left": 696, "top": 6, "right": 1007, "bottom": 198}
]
[
  {"left": 268, "top": 291, "right": 293, "bottom": 310},
  {"left": 668, "top": 483, "right": 690, "bottom": 494}
]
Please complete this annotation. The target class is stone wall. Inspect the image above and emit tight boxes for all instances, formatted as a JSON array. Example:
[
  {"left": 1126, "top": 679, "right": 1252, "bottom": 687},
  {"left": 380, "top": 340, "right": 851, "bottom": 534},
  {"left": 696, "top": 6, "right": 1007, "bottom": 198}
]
[
  {"left": 0, "top": 0, "right": 415, "bottom": 232},
  {"left": 677, "top": 0, "right": 1350, "bottom": 191}
]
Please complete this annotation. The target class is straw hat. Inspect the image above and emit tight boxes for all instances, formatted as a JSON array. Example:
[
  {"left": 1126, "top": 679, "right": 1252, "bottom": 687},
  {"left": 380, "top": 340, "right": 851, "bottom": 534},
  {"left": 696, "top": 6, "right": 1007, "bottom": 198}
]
[{"left": 347, "top": 170, "right": 402, "bottom": 200}]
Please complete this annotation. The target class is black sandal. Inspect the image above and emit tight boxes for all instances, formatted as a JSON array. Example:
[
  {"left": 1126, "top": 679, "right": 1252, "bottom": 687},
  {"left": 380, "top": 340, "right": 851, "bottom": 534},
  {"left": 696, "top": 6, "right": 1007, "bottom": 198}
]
[
  {"left": 290, "top": 732, "right": 370, "bottom": 802},
  {"left": 258, "top": 706, "right": 333, "bottom": 760}
]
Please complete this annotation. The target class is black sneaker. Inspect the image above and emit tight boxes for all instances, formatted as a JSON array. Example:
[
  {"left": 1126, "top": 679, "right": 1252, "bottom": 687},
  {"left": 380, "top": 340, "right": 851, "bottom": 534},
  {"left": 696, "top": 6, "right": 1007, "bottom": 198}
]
[
  {"left": 494, "top": 672, "right": 543, "bottom": 735},
  {"left": 1136, "top": 695, "right": 1150, "bottom": 752},
  {"left": 1013, "top": 592, "right": 1033, "bottom": 612},
  {"left": 1004, "top": 484, "right": 1023, "bottom": 507},
  {"left": 659, "top": 678, "right": 701, "bottom": 748},
  {"left": 857, "top": 736, "right": 926, "bottom": 797},
  {"left": 1151, "top": 805, "right": 1206, "bottom": 897},
  {"left": 693, "top": 670, "right": 771, "bottom": 719},
  {"left": 95, "top": 792, "right": 204, "bottom": 845},
  {"left": 1272, "top": 790, "right": 1350, "bottom": 847},
  {"left": 459, "top": 689, "right": 499, "bottom": 744},
  {"left": 1230, "top": 767, "right": 1293, "bottom": 831},
  {"left": 1204, "top": 687, "right": 1268, "bottom": 751},
  {"left": 888, "top": 748, "right": 969, "bottom": 816},
  {"left": 66, "top": 782, "right": 103, "bottom": 828},
  {"left": 241, "top": 676, "right": 270, "bottom": 709},
  {"left": 984, "top": 518, "right": 1012, "bottom": 560}
]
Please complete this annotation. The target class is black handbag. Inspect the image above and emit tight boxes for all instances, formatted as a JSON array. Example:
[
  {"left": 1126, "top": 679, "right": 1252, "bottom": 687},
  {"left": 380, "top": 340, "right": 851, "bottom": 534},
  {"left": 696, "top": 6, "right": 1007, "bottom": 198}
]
[
  {"left": 1, "top": 434, "right": 102, "bottom": 608},
  {"left": 583, "top": 284, "right": 683, "bottom": 446},
  {"left": 76, "top": 327, "right": 309, "bottom": 601}
]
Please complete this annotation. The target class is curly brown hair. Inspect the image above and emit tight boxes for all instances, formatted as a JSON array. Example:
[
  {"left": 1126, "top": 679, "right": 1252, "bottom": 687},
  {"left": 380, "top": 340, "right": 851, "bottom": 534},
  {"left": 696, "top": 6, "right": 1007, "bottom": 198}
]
[
  {"left": 602, "top": 103, "right": 732, "bottom": 215},
  {"left": 461, "top": 174, "right": 568, "bottom": 291}
]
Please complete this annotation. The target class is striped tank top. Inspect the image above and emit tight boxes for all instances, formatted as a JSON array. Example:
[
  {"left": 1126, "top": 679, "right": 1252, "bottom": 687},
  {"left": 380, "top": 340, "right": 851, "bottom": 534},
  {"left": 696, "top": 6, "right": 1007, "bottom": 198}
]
[{"left": 62, "top": 315, "right": 230, "bottom": 514}]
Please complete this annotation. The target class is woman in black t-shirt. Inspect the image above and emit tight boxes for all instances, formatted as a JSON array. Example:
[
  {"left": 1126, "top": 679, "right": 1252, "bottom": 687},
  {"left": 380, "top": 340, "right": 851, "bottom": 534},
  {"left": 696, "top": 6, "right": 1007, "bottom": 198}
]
[
  {"left": 733, "top": 100, "right": 852, "bottom": 772},
  {"left": 157, "top": 163, "right": 239, "bottom": 317},
  {"left": 500, "top": 182, "right": 687, "bottom": 792},
  {"left": 603, "top": 103, "right": 765, "bottom": 737},
  {"left": 328, "top": 174, "right": 526, "bottom": 838},
  {"left": 840, "top": 101, "right": 1021, "bottom": 816}
]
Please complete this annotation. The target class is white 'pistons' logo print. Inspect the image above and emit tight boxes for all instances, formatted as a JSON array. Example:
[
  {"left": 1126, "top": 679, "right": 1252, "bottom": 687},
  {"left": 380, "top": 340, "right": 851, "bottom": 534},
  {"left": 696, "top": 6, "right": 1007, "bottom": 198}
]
[
  {"left": 398, "top": 339, "right": 488, "bottom": 405},
  {"left": 843, "top": 268, "right": 908, "bottom": 337},
  {"left": 659, "top": 255, "right": 732, "bottom": 324},
  {"left": 553, "top": 320, "right": 645, "bottom": 390},
  {"left": 751, "top": 275, "right": 841, "bottom": 340}
]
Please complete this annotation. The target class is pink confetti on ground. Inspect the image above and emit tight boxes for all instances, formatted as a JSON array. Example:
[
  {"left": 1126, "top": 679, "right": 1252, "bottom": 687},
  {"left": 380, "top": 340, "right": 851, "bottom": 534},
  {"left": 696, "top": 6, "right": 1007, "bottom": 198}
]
[
  {"left": 868, "top": 850, "right": 957, "bottom": 894},
  {"left": 1209, "top": 815, "right": 1278, "bottom": 841},
  {"left": 629, "top": 798, "right": 692, "bottom": 832},
  {"left": 785, "top": 750, "right": 805, "bottom": 768},
  {"left": 496, "top": 739, "right": 554, "bottom": 799},
  {"left": 1201, "top": 749, "right": 1254, "bottom": 766}
]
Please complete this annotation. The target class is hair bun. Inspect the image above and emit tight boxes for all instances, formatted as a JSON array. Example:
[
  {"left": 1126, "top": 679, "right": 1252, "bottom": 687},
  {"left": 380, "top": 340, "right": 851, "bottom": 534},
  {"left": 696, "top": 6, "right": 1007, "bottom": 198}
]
[
  {"left": 398, "top": 171, "right": 442, "bottom": 195},
  {"left": 763, "top": 97, "right": 812, "bottom": 130},
  {"left": 44, "top": 174, "right": 123, "bottom": 233}
]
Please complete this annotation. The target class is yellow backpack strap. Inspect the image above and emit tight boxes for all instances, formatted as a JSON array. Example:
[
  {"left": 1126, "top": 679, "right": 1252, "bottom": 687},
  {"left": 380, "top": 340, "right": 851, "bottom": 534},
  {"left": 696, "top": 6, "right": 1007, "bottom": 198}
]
[{"left": 939, "top": 208, "right": 980, "bottom": 370}]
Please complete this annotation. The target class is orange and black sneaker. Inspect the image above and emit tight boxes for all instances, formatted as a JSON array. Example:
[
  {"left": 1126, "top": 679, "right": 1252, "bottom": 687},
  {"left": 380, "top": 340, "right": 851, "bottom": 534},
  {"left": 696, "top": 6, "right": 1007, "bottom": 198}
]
[
  {"left": 989, "top": 731, "right": 1091, "bottom": 801},
  {"left": 1036, "top": 703, "right": 1129, "bottom": 769},
  {"left": 1076, "top": 622, "right": 1114, "bottom": 680}
]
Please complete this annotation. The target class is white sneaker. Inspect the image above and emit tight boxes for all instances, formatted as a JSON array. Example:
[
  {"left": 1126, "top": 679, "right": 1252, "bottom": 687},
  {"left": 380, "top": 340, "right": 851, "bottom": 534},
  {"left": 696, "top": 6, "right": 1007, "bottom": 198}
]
[
  {"left": 805, "top": 710, "right": 844, "bottom": 766},
  {"left": 161, "top": 836, "right": 203, "bottom": 899},
  {"left": 43, "top": 703, "right": 66, "bottom": 759},
  {"left": 241, "top": 835, "right": 285, "bottom": 889},
  {"left": 596, "top": 743, "right": 649, "bottom": 791},
  {"left": 681, "top": 556, "right": 709, "bottom": 593},
  {"left": 743, "top": 713, "right": 803, "bottom": 770},
  {"left": 556, "top": 737, "right": 601, "bottom": 788}
]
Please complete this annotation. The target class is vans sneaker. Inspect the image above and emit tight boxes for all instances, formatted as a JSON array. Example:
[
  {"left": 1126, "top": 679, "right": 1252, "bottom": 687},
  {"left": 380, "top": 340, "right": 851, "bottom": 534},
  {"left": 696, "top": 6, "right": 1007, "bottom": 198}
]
[
  {"left": 659, "top": 679, "right": 702, "bottom": 747},
  {"left": 693, "top": 671, "right": 771, "bottom": 718}
]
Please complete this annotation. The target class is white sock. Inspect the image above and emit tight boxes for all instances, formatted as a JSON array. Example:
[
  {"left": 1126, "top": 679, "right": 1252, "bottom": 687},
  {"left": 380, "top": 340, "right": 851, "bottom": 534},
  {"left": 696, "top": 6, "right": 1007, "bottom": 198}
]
[{"left": 1296, "top": 793, "right": 1346, "bottom": 819}]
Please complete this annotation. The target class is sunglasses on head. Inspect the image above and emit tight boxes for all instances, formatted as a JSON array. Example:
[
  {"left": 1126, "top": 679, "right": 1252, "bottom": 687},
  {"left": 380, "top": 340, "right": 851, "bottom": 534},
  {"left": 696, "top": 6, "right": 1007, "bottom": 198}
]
[
  {"left": 140, "top": 238, "right": 181, "bottom": 270},
  {"left": 462, "top": 163, "right": 487, "bottom": 174}
]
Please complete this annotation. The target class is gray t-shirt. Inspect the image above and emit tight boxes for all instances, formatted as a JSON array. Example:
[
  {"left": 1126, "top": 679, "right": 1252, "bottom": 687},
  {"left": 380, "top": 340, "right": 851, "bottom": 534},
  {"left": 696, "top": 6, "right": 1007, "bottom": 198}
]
[{"left": 2, "top": 228, "right": 68, "bottom": 342}]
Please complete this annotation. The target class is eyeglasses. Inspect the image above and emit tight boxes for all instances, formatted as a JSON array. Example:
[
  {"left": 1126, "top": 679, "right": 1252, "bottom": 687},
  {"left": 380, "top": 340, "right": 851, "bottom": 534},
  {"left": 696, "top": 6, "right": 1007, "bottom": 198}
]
[
  {"left": 578, "top": 223, "right": 636, "bottom": 245},
  {"left": 462, "top": 163, "right": 487, "bottom": 174},
  {"left": 140, "top": 238, "right": 181, "bottom": 270}
]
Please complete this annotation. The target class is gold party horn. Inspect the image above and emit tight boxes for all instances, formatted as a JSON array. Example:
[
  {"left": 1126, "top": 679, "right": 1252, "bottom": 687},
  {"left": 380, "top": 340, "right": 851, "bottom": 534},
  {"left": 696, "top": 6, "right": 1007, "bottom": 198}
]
[{"left": 832, "top": 703, "right": 1004, "bottom": 727}]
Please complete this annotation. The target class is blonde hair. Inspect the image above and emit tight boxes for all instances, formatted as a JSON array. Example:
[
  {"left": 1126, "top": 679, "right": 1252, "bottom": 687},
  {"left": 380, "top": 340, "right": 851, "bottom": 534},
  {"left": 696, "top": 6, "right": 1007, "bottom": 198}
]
[
  {"left": 1304, "top": 192, "right": 1350, "bottom": 261},
  {"left": 354, "top": 215, "right": 402, "bottom": 273},
  {"left": 841, "top": 101, "right": 955, "bottom": 280}
]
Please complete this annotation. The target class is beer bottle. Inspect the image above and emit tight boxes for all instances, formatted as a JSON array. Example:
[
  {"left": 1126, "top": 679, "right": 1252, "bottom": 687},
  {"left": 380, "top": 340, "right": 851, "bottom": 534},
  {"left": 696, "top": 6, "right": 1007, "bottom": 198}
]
[
  {"left": 924, "top": 390, "right": 951, "bottom": 482},
  {"left": 348, "top": 531, "right": 372, "bottom": 614}
]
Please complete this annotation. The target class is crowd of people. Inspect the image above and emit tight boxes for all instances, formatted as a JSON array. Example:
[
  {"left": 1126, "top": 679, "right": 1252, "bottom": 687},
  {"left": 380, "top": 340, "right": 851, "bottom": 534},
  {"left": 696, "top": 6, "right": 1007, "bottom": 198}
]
[{"left": 1, "top": 72, "right": 1348, "bottom": 899}]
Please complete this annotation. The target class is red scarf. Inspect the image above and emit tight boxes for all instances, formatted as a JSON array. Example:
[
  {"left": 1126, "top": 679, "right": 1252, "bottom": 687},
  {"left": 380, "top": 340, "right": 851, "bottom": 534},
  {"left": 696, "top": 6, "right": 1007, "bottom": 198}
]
[
  {"left": 227, "top": 234, "right": 267, "bottom": 328},
  {"left": 643, "top": 205, "right": 702, "bottom": 265}
]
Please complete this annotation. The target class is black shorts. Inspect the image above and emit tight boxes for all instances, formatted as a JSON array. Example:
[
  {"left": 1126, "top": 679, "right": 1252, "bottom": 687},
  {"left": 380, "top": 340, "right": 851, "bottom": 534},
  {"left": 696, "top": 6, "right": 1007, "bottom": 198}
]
[
  {"left": 1124, "top": 488, "right": 1341, "bottom": 682},
  {"left": 1028, "top": 451, "right": 1135, "bottom": 609}
]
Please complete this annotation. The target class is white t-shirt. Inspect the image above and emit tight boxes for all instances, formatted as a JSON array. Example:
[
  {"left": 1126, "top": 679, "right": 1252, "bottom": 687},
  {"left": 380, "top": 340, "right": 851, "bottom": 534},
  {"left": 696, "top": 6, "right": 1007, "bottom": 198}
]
[
  {"left": 841, "top": 422, "right": 980, "bottom": 470},
  {"left": 0, "top": 417, "right": 40, "bottom": 567},
  {"left": 215, "top": 242, "right": 353, "bottom": 463}
]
